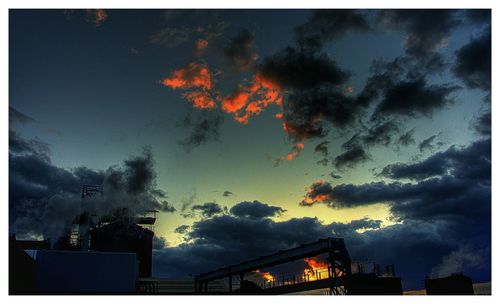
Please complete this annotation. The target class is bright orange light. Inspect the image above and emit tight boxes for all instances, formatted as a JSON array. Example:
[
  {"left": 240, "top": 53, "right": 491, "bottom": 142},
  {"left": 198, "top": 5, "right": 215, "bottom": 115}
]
[
  {"left": 182, "top": 91, "right": 216, "bottom": 109},
  {"left": 221, "top": 73, "right": 283, "bottom": 124},
  {"left": 222, "top": 90, "right": 251, "bottom": 113},
  {"left": 255, "top": 269, "right": 274, "bottom": 283},
  {"left": 161, "top": 62, "right": 212, "bottom": 91},
  {"left": 303, "top": 257, "right": 329, "bottom": 281}
]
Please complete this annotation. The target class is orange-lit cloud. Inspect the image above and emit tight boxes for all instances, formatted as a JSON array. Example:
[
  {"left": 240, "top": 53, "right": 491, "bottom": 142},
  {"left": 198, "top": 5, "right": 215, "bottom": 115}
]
[
  {"left": 162, "top": 62, "right": 213, "bottom": 91},
  {"left": 301, "top": 180, "right": 333, "bottom": 206},
  {"left": 182, "top": 91, "right": 216, "bottom": 109},
  {"left": 162, "top": 66, "right": 282, "bottom": 126},
  {"left": 222, "top": 90, "right": 252, "bottom": 113},
  {"left": 86, "top": 9, "right": 108, "bottom": 27},
  {"left": 275, "top": 143, "right": 305, "bottom": 165},
  {"left": 161, "top": 62, "right": 218, "bottom": 109},
  {"left": 222, "top": 73, "right": 283, "bottom": 124}
]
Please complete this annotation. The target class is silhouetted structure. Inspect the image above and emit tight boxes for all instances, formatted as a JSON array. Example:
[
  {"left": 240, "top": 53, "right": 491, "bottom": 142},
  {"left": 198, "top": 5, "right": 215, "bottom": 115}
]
[
  {"left": 234, "top": 280, "right": 263, "bottom": 294},
  {"left": 9, "top": 235, "right": 48, "bottom": 294},
  {"left": 195, "top": 238, "right": 352, "bottom": 295},
  {"left": 195, "top": 238, "right": 405, "bottom": 295},
  {"left": 425, "top": 274, "right": 475, "bottom": 295},
  {"left": 346, "top": 273, "right": 402, "bottom": 295},
  {"left": 89, "top": 215, "right": 154, "bottom": 277}
]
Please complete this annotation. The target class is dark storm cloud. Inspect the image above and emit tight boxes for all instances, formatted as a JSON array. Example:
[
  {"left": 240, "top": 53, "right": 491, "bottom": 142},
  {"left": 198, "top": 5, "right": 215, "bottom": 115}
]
[
  {"left": 282, "top": 86, "right": 360, "bottom": 141},
  {"left": 418, "top": 134, "right": 440, "bottom": 152},
  {"left": 301, "top": 179, "right": 411, "bottom": 209},
  {"left": 153, "top": 215, "right": 334, "bottom": 280},
  {"left": 302, "top": 139, "right": 490, "bottom": 221},
  {"left": 295, "top": 9, "right": 370, "bottom": 52},
  {"left": 397, "top": 129, "right": 416, "bottom": 147},
  {"left": 229, "top": 201, "right": 285, "bottom": 219},
  {"left": 379, "top": 138, "right": 490, "bottom": 182},
  {"left": 333, "top": 144, "right": 369, "bottom": 171},
  {"left": 187, "top": 202, "right": 225, "bottom": 218},
  {"left": 10, "top": 148, "right": 101, "bottom": 240},
  {"left": 222, "top": 29, "right": 256, "bottom": 70},
  {"left": 9, "top": 107, "right": 35, "bottom": 125},
  {"left": 259, "top": 47, "right": 349, "bottom": 90},
  {"left": 452, "top": 27, "right": 491, "bottom": 91},
  {"left": 472, "top": 112, "right": 491, "bottom": 137},
  {"left": 10, "top": 132, "right": 173, "bottom": 241},
  {"left": 378, "top": 9, "right": 461, "bottom": 59},
  {"left": 361, "top": 121, "right": 399, "bottom": 147},
  {"left": 250, "top": 10, "right": 375, "bottom": 142},
  {"left": 122, "top": 147, "right": 156, "bottom": 195},
  {"left": 178, "top": 112, "right": 224, "bottom": 150},
  {"left": 373, "top": 77, "right": 459, "bottom": 118},
  {"left": 356, "top": 55, "right": 459, "bottom": 123}
]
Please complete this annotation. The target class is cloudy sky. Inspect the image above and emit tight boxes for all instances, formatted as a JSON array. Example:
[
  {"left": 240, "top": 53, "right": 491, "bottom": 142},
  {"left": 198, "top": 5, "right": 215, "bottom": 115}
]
[{"left": 9, "top": 9, "right": 491, "bottom": 291}]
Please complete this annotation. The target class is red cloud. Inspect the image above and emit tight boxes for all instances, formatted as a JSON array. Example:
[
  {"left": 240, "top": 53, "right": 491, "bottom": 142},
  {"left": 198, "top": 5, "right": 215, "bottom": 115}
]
[
  {"left": 222, "top": 73, "right": 282, "bottom": 124},
  {"left": 275, "top": 143, "right": 305, "bottom": 165},
  {"left": 162, "top": 62, "right": 212, "bottom": 91},
  {"left": 182, "top": 91, "right": 216, "bottom": 109},
  {"left": 161, "top": 62, "right": 217, "bottom": 109}
]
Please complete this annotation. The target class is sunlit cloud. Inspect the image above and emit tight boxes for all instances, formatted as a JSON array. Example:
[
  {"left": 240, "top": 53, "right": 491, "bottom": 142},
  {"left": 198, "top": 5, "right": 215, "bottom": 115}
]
[
  {"left": 300, "top": 180, "right": 332, "bottom": 206},
  {"left": 182, "top": 91, "right": 216, "bottom": 109},
  {"left": 222, "top": 74, "right": 282, "bottom": 124},
  {"left": 162, "top": 62, "right": 213, "bottom": 91},
  {"left": 275, "top": 143, "right": 305, "bottom": 165}
]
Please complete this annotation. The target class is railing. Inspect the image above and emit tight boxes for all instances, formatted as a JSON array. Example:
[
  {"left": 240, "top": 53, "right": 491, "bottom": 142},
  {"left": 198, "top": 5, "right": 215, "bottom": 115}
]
[{"left": 257, "top": 269, "right": 331, "bottom": 289}]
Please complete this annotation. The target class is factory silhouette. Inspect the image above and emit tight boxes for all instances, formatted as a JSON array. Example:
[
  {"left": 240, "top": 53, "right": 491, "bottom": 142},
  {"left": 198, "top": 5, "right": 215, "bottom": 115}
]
[{"left": 9, "top": 184, "right": 481, "bottom": 295}]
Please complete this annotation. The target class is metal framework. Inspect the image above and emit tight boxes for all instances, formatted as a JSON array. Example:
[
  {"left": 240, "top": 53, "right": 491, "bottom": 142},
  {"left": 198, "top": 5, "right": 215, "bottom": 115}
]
[{"left": 194, "top": 238, "right": 352, "bottom": 294}]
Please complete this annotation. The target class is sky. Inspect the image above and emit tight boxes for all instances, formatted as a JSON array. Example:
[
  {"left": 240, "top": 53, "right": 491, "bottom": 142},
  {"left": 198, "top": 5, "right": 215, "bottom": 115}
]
[{"left": 9, "top": 9, "right": 491, "bottom": 291}]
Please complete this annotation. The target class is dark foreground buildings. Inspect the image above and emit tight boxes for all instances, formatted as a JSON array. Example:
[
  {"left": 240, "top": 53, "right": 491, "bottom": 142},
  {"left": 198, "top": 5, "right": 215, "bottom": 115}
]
[
  {"left": 425, "top": 274, "right": 475, "bottom": 295},
  {"left": 9, "top": 185, "right": 157, "bottom": 294}
]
